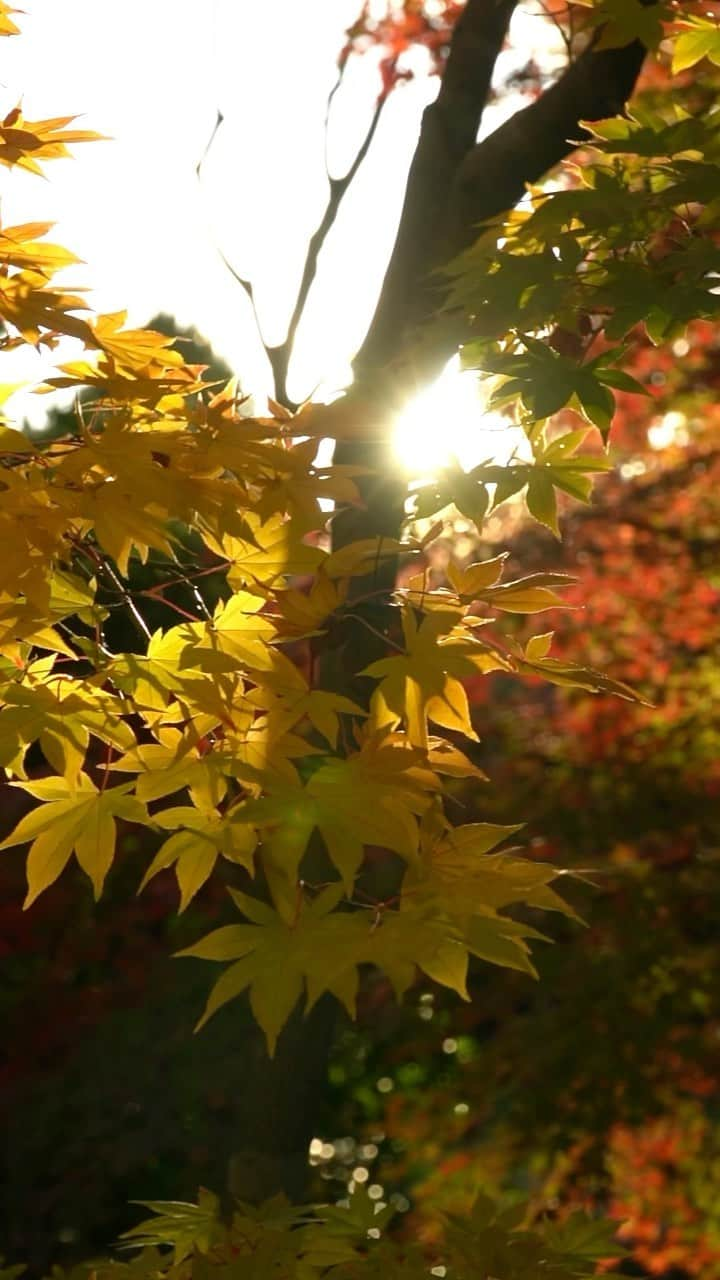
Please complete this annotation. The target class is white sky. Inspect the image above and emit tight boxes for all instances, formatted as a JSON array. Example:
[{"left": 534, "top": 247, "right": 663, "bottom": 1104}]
[{"left": 0, "top": 1, "right": 561, "bottom": 437}]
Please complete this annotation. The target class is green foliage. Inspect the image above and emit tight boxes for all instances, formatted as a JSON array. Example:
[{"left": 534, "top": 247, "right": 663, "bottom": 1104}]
[
  {"left": 447, "top": 100, "right": 720, "bottom": 452},
  {"left": 55, "top": 1188, "right": 622, "bottom": 1280}
]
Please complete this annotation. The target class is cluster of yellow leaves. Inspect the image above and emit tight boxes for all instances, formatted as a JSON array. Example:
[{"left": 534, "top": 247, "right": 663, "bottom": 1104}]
[
  {"left": 0, "top": 439, "right": 634, "bottom": 1050},
  {"left": 0, "top": 4, "right": 643, "bottom": 1054},
  {"left": 0, "top": 355, "right": 636, "bottom": 1051},
  {"left": 0, "top": 103, "right": 100, "bottom": 173}
]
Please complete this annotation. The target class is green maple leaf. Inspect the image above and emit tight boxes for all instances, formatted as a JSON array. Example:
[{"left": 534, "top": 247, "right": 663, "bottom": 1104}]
[
  {"left": 120, "top": 1189, "right": 223, "bottom": 1263},
  {"left": 582, "top": 0, "right": 667, "bottom": 51},
  {"left": 672, "top": 20, "right": 720, "bottom": 74}
]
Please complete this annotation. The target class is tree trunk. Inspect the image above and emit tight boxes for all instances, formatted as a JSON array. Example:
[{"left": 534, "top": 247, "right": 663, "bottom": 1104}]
[{"left": 231, "top": 0, "right": 655, "bottom": 1205}]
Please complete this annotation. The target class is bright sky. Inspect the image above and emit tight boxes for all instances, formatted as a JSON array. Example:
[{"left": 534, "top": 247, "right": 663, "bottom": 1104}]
[{"left": 1, "top": 1, "right": 561, "bottom": 461}]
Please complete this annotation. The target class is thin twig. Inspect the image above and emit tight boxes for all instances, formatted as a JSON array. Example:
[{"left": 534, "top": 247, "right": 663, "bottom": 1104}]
[
  {"left": 76, "top": 539, "right": 152, "bottom": 643},
  {"left": 196, "top": 53, "right": 388, "bottom": 408}
]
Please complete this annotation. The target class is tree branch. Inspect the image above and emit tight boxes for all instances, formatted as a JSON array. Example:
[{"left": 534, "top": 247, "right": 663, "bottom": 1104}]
[
  {"left": 444, "top": 34, "right": 651, "bottom": 262},
  {"left": 265, "top": 87, "right": 388, "bottom": 409},
  {"left": 353, "top": 15, "right": 654, "bottom": 397},
  {"left": 354, "top": 0, "right": 518, "bottom": 382},
  {"left": 329, "top": 0, "right": 519, "bottom": 617},
  {"left": 197, "top": 64, "right": 389, "bottom": 411}
]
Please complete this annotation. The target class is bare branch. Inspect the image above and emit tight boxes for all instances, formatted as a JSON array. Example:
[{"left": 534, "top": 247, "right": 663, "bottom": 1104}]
[
  {"left": 196, "top": 49, "right": 389, "bottom": 410},
  {"left": 265, "top": 87, "right": 388, "bottom": 409},
  {"left": 331, "top": 0, "right": 518, "bottom": 568},
  {"left": 194, "top": 108, "right": 224, "bottom": 181}
]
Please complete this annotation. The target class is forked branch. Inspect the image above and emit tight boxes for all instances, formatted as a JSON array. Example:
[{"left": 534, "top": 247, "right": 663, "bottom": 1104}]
[{"left": 198, "top": 42, "right": 389, "bottom": 410}]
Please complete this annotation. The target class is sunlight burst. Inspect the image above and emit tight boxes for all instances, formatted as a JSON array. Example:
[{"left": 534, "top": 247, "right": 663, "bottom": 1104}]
[{"left": 392, "top": 355, "right": 524, "bottom": 477}]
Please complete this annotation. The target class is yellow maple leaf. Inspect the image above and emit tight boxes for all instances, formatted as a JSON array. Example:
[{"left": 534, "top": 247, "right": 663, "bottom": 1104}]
[
  {"left": 87, "top": 312, "right": 186, "bottom": 373},
  {"left": 0, "top": 774, "right": 148, "bottom": 905},
  {"left": 272, "top": 570, "right": 347, "bottom": 638},
  {"left": 254, "top": 438, "right": 361, "bottom": 522},
  {"left": 0, "top": 271, "right": 91, "bottom": 345},
  {"left": 205, "top": 512, "right": 324, "bottom": 590},
  {"left": 0, "top": 4, "right": 21, "bottom": 37},
  {"left": 363, "top": 607, "right": 484, "bottom": 749},
  {"left": 323, "top": 536, "right": 418, "bottom": 579},
  {"left": 109, "top": 626, "right": 207, "bottom": 722},
  {"left": 234, "top": 743, "right": 430, "bottom": 908},
  {"left": 138, "top": 804, "right": 258, "bottom": 911},
  {"left": 0, "top": 106, "right": 103, "bottom": 174},
  {"left": 0, "top": 662, "right": 135, "bottom": 782},
  {"left": 111, "top": 729, "right": 229, "bottom": 809},
  {"left": 180, "top": 591, "right": 277, "bottom": 670},
  {"left": 41, "top": 352, "right": 206, "bottom": 405},
  {"left": 246, "top": 648, "right": 364, "bottom": 747},
  {"left": 178, "top": 886, "right": 370, "bottom": 1052},
  {"left": 0, "top": 221, "right": 80, "bottom": 276}
]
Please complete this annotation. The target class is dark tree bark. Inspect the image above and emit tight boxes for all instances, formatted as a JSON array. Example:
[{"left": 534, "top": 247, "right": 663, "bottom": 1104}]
[{"left": 353, "top": 0, "right": 518, "bottom": 383}]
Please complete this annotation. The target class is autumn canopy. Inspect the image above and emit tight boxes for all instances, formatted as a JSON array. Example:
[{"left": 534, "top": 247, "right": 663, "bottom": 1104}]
[{"left": 2, "top": 1, "right": 720, "bottom": 1277}]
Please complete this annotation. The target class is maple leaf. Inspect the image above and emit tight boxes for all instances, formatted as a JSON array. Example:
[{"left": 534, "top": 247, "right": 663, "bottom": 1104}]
[
  {"left": 0, "top": 106, "right": 103, "bottom": 173},
  {"left": 139, "top": 804, "right": 258, "bottom": 911},
  {"left": 109, "top": 627, "right": 201, "bottom": 721},
  {"left": 254, "top": 438, "right": 361, "bottom": 522},
  {"left": 0, "top": 774, "right": 148, "bottom": 905},
  {"left": 0, "top": 271, "right": 91, "bottom": 345},
  {"left": 232, "top": 744, "right": 431, "bottom": 904},
  {"left": 178, "top": 886, "right": 370, "bottom": 1053},
  {"left": 174, "top": 833, "right": 562, "bottom": 1047},
  {"left": 0, "top": 4, "right": 21, "bottom": 37},
  {"left": 446, "top": 554, "right": 507, "bottom": 596},
  {"left": 426, "top": 736, "right": 488, "bottom": 781},
  {"left": 87, "top": 311, "right": 187, "bottom": 373},
  {"left": 206, "top": 512, "right": 324, "bottom": 590},
  {"left": 0, "top": 659, "right": 135, "bottom": 782},
  {"left": 271, "top": 571, "right": 348, "bottom": 639},
  {"left": 179, "top": 591, "right": 277, "bottom": 671},
  {"left": 446, "top": 555, "right": 574, "bottom": 613},
  {"left": 0, "top": 569, "right": 101, "bottom": 660},
  {"left": 363, "top": 606, "right": 489, "bottom": 748},
  {"left": 515, "top": 633, "right": 645, "bottom": 701},
  {"left": 0, "top": 222, "right": 80, "bottom": 276},
  {"left": 120, "top": 1189, "right": 224, "bottom": 1263},
  {"left": 80, "top": 482, "right": 177, "bottom": 577},
  {"left": 672, "top": 18, "right": 720, "bottom": 73},
  {"left": 41, "top": 352, "right": 207, "bottom": 405},
  {"left": 111, "top": 729, "right": 231, "bottom": 809},
  {"left": 408, "top": 821, "right": 579, "bottom": 923},
  {"left": 323, "top": 536, "right": 419, "bottom": 579},
  {"left": 579, "top": 0, "right": 667, "bottom": 51},
  {"left": 246, "top": 648, "right": 364, "bottom": 747}
]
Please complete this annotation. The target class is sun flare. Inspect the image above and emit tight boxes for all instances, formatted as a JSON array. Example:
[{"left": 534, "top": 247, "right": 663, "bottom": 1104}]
[{"left": 392, "top": 355, "right": 525, "bottom": 478}]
